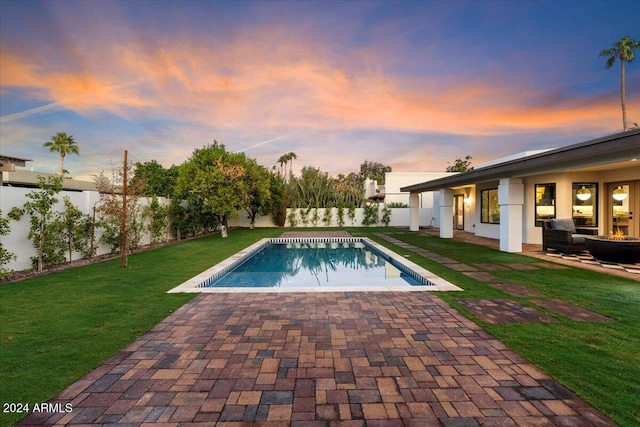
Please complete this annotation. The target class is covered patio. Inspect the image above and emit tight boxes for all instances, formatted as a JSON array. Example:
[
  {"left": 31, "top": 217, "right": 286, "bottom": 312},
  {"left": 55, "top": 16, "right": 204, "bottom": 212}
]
[
  {"left": 419, "top": 228, "right": 640, "bottom": 282},
  {"left": 402, "top": 129, "right": 640, "bottom": 253}
]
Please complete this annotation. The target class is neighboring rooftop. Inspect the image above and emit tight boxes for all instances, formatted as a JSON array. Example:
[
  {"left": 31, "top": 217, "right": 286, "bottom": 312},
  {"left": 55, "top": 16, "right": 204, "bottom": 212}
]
[
  {"left": 0, "top": 154, "right": 31, "bottom": 172},
  {"left": 2, "top": 169, "right": 98, "bottom": 191}
]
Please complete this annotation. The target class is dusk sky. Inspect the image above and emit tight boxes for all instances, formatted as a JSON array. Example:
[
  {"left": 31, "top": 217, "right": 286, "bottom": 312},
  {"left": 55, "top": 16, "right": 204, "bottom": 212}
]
[{"left": 1, "top": 0, "right": 639, "bottom": 180}]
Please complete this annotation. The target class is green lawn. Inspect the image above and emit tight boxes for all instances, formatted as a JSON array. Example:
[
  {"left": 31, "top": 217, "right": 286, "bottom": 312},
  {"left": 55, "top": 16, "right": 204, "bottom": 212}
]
[
  {"left": 1, "top": 227, "right": 639, "bottom": 426},
  {"left": 0, "top": 228, "right": 282, "bottom": 426}
]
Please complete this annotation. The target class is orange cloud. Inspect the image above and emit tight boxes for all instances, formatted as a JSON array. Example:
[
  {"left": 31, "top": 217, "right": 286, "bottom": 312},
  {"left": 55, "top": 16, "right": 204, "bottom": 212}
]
[{"left": 1, "top": 27, "right": 633, "bottom": 139}]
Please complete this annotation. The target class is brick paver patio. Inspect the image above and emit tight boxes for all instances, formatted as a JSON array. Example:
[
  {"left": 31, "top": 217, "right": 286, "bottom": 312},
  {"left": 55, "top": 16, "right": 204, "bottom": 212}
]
[{"left": 18, "top": 292, "right": 616, "bottom": 426}]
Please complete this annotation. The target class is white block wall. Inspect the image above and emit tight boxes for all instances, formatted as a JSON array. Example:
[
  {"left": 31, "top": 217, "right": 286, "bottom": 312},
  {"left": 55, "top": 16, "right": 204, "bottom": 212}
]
[
  {"left": 1, "top": 186, "right": 169, "bottom": 272},
  {"left": 1, "top": 184, "right": 438, "bottom": 273},
  {"left": 283, "top": 207, "right": 436, "bottom": 228}
]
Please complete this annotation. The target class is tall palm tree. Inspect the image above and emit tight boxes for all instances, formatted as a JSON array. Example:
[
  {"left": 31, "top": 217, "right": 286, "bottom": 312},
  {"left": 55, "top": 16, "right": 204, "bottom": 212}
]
[
  {"left": 599, "top": 36, "right": 640, "bottom": 131},
  {"left": 43, "top": 132, "right": 80, "bottom": 175},
  {"left": 286, "top": 152, "right": 297, "bottom": 181},
  {"left": 277, "top": 152, "right": 298, "bottom": 182},
  {"left": 277, "top": 154, "right": 287, "bottom": 180}
]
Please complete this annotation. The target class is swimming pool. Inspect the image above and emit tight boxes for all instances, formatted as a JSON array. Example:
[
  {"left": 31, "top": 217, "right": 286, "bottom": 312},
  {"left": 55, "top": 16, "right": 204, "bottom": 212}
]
[{"left": 168, "top": 237, "right": 460, "bottom": 293}]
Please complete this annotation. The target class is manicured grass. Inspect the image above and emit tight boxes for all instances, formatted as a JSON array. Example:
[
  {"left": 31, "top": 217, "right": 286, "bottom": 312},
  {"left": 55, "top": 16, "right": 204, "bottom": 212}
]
[
  {"left": 0, "top": 228, "right": 282, "bottom": 426},
  {"left": 1, "top": 227, "right": 638, "bottom": 425},
  {"left": 368, "top": 230, "right": 640, "bottom": 426}
]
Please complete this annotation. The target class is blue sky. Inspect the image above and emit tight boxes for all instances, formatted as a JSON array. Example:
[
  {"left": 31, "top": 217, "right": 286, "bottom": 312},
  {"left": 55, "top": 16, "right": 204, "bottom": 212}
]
[{"left": 1, "top": 0, "right": 638, "bottom": 179}]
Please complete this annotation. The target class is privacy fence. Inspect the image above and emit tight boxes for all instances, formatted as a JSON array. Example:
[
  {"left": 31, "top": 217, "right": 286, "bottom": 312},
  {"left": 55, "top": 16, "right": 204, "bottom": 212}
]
[{"left": 1, "top": 186, "right": 436, "bottom": 273}]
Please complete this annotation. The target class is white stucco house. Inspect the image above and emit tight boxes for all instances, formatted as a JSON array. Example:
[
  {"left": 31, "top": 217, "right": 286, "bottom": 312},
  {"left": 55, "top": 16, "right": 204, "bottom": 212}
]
[
  {"left": 401, "top": 129, "right": 640, "bottom": 253},
  {"left": 384, "top": 172, "right": 453, "bottom": 206}
]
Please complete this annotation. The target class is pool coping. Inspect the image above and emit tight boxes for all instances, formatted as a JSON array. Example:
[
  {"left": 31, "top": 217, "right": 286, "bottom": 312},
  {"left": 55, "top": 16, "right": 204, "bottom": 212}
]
[{"left": 168, "top": 237, "right": 461, "bottom": 293}]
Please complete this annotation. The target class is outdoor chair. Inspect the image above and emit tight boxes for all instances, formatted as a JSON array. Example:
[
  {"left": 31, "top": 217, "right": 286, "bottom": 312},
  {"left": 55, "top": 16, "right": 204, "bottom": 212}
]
[{"left": 542, "top": 218, "right": 597, "bottom": 254}]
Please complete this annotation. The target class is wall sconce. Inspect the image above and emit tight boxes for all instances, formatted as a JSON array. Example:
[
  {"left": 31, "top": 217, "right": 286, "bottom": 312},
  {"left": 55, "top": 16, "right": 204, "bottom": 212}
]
[
  {"left": 576, "top": 186, "right": 591, "bottom": 201},
  {"left": 612, "top": 186, "right": 628, "bottom": 201},
  {"left": 464, "top": 188, "right": 472, "bottom": 205}
]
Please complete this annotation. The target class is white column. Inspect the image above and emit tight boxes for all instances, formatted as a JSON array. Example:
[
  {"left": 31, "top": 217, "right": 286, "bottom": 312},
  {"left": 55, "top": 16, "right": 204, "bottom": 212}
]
[
  {"left": 499, "top": 178, "right": 524, "bottom": 253},
  {"left": 439, "top": 188, "right": 454, "bottom": 238},
  {"left": 409, "top": 192, "right": 420, "bottom": 231}
]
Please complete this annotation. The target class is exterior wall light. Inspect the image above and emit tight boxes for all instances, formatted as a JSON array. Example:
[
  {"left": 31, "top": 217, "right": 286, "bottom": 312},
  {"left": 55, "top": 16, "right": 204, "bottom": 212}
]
[
  {"left": 612, "top": 186, "right": 628, "bottom": 201},
  {"left": 576, "top": 186, "right": 592, "bottom": 201},
  {"left": 464, "top": 188, "right": 472, "bottom": 205}
]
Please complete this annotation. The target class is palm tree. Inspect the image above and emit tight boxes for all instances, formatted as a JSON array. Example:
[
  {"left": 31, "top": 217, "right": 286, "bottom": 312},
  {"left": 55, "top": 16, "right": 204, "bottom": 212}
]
[
  {"left": 599, "top": 36, "right": 640, "bottom": 131},
  {"left": 286, "top": 152, "right": 297, "bottom": 181},
  {"left": 43, "top": 132, "right": 80, "bottom": 175},
  {"left": 277, "top": 152, "right": 298, "bottom": 182},
  {"left": 277, "top": 154, "right": 287, "bottom": 180}
]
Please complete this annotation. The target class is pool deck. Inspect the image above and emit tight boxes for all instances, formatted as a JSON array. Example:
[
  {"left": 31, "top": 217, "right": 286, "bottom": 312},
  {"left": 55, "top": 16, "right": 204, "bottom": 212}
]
[{"left": 19, "top": 291, "right": 615, "bottom": 426}]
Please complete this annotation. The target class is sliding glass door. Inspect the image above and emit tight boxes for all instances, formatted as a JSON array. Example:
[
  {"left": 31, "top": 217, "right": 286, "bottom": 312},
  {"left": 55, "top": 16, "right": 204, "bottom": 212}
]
[{"left": 609, "top": 182, "right": 638, "bottom": 237}]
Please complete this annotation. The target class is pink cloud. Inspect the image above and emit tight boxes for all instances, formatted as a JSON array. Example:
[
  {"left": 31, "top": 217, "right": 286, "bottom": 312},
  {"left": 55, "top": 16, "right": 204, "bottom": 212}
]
[{"left": 1, "top": 26, "right": 632, "bottom": 143}]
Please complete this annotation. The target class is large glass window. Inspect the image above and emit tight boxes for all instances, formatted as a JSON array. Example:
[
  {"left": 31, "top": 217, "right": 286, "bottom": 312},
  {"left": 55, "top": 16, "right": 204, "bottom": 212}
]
[
  {"left": 572, "top": 183, "right": 598, "bottom": 227},
  {"left": 535, "top": 183, "right": 555, "bottom": 227},
  {"left": 481, "top": 188, "right": 499, "bottom": 224}
]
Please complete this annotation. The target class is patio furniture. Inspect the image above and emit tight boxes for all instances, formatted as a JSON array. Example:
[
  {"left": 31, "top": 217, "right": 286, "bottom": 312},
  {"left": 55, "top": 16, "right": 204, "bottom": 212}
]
[{"left": 542, "top": 218, "right": 597, "bottom": 254}]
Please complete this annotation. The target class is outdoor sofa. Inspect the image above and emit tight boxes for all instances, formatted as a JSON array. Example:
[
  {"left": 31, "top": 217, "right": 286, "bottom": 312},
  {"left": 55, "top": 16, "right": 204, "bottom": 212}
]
[{"left": 542, "top": 218, "right": 597, "bottom": 254}]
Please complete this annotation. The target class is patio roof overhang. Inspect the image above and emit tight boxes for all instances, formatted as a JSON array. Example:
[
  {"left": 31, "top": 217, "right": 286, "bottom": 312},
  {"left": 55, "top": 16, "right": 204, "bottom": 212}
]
[{"left": 401, "top": 129, "right": 640, "bottom": 193}]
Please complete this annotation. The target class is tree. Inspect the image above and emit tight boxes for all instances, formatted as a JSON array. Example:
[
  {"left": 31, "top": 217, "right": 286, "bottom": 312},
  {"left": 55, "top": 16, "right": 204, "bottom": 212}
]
[
  {"left": 0, "top": 210, "right": 17, "bottom": 278},
  {"left": 286, "top": 167, "right": 364, "bottom": 209},
  {"left": 599, "top": 36, "right": 640, "bottom": 131},
  {"left": 143, "top": 196, "right": 169, "bottom": 244},
  {"left": 286, "top": 152, "right": 297, "bottom": 181},
  {"left": 288, "top": 166, "right": 333, "bottom": 208},
  {"left": 269, "top": 173, "right": 287, "bottom": 226},
  {"left": 8, "top": 175, "right": 64, "bottom": 272},
  {"left": 169, "top": 199, "right": 188, "bottom": 240},
  {"left": 277, "top": 155, "right": 286, "bottom": 179},
  {"left": 446, "top": 155, "right": 473, "bottom": 172},
  {"left": 334, "top": 172, "right": 365, "bottom": 207},
  {"left": 243, "top": 160, "right": 272, "bottom": 229},
  {"left": 43, "top": 132, "right": 80, "bottom": 175},
  {"left": 359, "top": 160, "right": 392, "bottom": 184},
  {"left": 277, "top": 152, "right": 297, "bottom": 182},
  {"left": 177, "top": 142, "right": 250, "bottom": 238},
  {"left": 131, "top": 160, "right": 179, "bottom": 197},
  {"left": 59, "top": 197, "right": 93, "bottom": 262},
  {"left": 94, "top": 159, "right": 145, "bottom": 254}
]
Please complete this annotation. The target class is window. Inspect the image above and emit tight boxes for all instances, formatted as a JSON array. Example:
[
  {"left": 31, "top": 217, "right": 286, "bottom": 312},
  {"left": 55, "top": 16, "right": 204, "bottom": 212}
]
[
  {"left": 481, "top": 188, "right": 499, "bottom": 224},
  {"left": 535, "top": 183, "right": 555, "bottom": 227},
  {"left": 572, "top": 183, "right": 598, "bottom": 227}
]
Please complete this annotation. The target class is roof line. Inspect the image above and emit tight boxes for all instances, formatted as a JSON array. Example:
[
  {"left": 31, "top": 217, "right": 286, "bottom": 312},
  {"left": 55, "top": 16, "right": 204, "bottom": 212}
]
[{"left": 401, "top": 129, "right": 640, "bottom": 193}]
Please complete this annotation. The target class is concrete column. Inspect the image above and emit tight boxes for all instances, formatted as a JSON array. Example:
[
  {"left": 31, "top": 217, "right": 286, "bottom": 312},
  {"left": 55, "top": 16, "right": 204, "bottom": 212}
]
[
  {"left": 409, "top": 192, "right": 420, "bottom": 231},
  {"left": 439, "top": 188, "right": 454, "bottom": 238},
  {"left": 498, "top": 178, "right": 524, "bottom": 253}
]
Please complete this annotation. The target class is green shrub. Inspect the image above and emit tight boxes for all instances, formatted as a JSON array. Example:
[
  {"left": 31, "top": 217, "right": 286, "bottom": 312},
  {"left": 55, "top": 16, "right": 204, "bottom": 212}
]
[
  {"left": 381, "top": 205, "right": 392, "bottom": 226},
  {"left": 362, "top": 203, "right": 379, "bottom": 226}
]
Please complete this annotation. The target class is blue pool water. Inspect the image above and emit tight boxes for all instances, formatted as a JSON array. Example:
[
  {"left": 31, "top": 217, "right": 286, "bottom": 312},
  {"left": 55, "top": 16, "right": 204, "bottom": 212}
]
[{"left": 205, "top": 241, "right": 426, "bottom": 288}]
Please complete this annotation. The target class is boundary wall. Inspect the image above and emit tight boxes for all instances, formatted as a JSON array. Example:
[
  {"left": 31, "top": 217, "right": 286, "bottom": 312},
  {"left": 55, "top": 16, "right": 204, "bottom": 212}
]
[
  {"left": 1, "top": 187, "right": 169, "bottom": 272},
  {"left": 2, "top": 185, "right": 437, "bottom": 272}
]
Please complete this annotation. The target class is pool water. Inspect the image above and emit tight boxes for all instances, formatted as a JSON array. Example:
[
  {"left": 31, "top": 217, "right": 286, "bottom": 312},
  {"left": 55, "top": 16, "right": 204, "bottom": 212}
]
[{"left": 205, "top": 241, "right": 426, "bottom": 288}]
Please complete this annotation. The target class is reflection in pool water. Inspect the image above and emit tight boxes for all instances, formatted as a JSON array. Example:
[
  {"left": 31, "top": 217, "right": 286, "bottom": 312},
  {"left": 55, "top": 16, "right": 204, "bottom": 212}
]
[{"left": 206, "top": 241, "right": 425, "bottom": 288}]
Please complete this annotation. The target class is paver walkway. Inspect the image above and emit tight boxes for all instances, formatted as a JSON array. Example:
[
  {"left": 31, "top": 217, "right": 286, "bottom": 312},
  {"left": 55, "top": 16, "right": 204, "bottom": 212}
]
[{"left": 19, "top": 292, "right": 616, "bottom": 426}]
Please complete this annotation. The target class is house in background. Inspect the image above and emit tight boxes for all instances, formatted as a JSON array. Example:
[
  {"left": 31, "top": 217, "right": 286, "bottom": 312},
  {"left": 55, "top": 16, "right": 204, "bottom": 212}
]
[
  {"left": 401, "top": 129, "right": 640, "bottom": 253},
  {"left": 384, "top": 172, "right": 453, "bottom": 207},
  {"left": 0, "top": 154, "right": 31, "bottom": 185},
  {"left": 2, "top": 169, "right": 98, "bottom": 192},
  {"left": 363, "top": 172, "right": 453, "bottom": 229}
]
